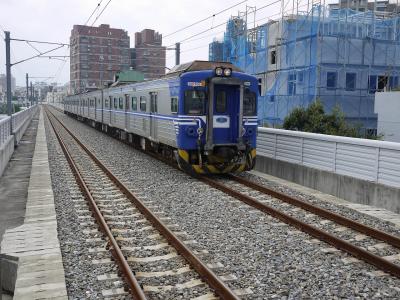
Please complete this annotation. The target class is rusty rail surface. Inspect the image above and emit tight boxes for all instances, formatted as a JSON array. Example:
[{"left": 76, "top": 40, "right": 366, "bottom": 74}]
[
  {"left": 45, "top": 106, "right": 239, "bottom": 300},
  {"left": 45, "top": 109, "right": 147, "bottom": 299},
  {"left": 199, "top": 175, "right": 400, "bottom": 279},
  {"left": 229, "top": 174, "right": 400, "bottom": 249}
]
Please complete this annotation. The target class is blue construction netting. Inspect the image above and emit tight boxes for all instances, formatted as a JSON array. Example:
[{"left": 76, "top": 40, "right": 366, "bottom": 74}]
[{"left": 209, "top": 5, "right": 400, "bottom": 129}]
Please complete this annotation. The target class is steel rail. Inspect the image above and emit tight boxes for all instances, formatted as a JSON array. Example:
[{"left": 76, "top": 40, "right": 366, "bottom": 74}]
[
  {"left": 45, "top": 106, "right": 240, "bottom": 300},
  {"left": 48, "top": 105, "right": 400, "bottom": 279},
  {"left": 44, "top": 109, "right": 147, "bottom": 300},
  {"left": 199, "top": 175, "right": 400, "bottom": 279},
  {"left": 228, "top": 174, "right": 400, "bottom": 249}
]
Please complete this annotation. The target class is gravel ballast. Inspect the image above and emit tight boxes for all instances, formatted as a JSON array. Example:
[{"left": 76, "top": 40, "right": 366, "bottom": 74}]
[{"left": 47, "top": 107, "right": 400, "bottom": 299}]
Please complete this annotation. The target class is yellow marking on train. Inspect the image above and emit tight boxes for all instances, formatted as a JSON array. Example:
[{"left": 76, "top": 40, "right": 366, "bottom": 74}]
[
  {"left": 236, "top": 164, "right": 246, "bottom": 173},
  {"left": 206, "top": 165, "right": 219, "bottom": 173},
  {"left": 178, "top": 149, "right": 189, "bottom": 163},
  {"left": 192, "top": 165, "right": 205, "bottom": 174}
]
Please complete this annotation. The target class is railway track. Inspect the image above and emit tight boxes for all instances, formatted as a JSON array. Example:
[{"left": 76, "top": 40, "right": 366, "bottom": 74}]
[
  {"left": 44, "top": 107, "right": 244, "bottom": 299},
  {"left": 198, "top": 175, "right": 400, "bottom": 278},
  {"left": 46, "top": 105, "right": 400, "bottom": 290}
]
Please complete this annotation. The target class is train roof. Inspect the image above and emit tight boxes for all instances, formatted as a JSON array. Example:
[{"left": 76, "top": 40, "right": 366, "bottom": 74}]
[{"left": 165, "top": 60, "right": 242, "bottom": 77}]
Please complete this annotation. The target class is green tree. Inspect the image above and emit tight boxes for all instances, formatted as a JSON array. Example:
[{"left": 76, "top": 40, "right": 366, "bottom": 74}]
[{"left": 283, "top": 100, "right": 376, "bottom": 139}]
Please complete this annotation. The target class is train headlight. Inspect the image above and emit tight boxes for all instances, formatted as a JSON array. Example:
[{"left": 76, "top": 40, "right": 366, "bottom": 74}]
[
  {"left": 223, "top": 68, "right": 232, "bottom": 76},
  {"left": 215, "top": 67, "right": 223, "bottom": 76}
]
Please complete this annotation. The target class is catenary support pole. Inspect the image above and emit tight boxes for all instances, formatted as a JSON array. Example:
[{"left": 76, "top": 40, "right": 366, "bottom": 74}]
[
  {"left": 5, "top": 31, "right": 13, "bottom": 135},
  {"left": 175, "top": 42, "right": 180, "bottom": 66},
  {"left": 30, "top": 82, "right": 33, "bottom": 105},
  {"left": 26, "top": 73, "right": 30, "bottom": 106}
]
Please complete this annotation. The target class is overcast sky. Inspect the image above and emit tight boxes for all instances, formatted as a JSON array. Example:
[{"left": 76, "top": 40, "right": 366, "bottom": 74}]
[{"left": 0, "top": 0, "right": 331, "bottom": 87}]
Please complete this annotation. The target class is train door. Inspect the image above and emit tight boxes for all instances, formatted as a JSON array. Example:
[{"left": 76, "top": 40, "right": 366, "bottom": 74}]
[
  {"left": 213, "top": 85, "right": 239, "bottom": 144},
  {"left": 149, "top": 92, "right": 158, "bottom": 140},
  {"left": 101, "top": 91, "right": 104, "bottom": 124},
  {"left": 108, "top": 96, "right": 112, "bottom": 125},
  {"left": 124, "top": 94, "right": 129, "bottom": 130}
]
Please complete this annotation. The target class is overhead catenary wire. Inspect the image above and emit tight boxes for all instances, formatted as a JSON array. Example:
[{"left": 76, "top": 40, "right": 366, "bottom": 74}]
[
  {"left": 166, "top": 0, "right": 282, "bottom": 47},
  {"left": 163, "top": 0, "right": 248, "bottom": 38},
  {"left": 91, "top": 0, "right": 113, "bottom": 26},
  {"left": 85, "top": 0, "right": 104, "bottom": 25}
]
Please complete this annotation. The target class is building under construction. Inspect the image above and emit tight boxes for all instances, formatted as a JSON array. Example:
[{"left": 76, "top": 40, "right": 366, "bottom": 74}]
[{"left": 209, "top": 2, "right": 400, "bottom": 132}]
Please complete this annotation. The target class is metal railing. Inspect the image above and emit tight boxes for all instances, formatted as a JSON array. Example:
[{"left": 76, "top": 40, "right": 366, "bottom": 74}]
[
  {"left": 257, "top": 127, "right": 400, "bottom": 188},
  {"left": 0, "top": 116, "right": 12, "bottom": 147},
  {"left": 0, "top": 105, "right": 37, "bottom": 149}
]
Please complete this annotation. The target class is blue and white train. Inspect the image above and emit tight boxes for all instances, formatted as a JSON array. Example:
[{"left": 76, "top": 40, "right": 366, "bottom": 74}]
[{"left": 64, "top": 61, "right": 258, "bottom": 174}]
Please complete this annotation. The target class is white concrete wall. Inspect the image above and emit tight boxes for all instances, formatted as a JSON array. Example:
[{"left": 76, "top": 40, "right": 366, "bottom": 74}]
[{"left": 374, "top": 91, "right": 400, "bottom": 143}]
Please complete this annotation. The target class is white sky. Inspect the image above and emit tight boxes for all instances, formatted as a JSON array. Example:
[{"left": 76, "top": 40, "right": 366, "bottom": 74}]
[{"left": 0, "top": 0, "right": 333, "bottom": 87}]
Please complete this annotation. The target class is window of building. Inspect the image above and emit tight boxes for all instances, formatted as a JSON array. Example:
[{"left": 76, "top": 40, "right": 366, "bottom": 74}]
[
  {"left": 270, "top": 50, "right": 276, "bottom": 64},
  {"left": 377, "top": 76, "right": 388, "bottom": 91},
  {"left": 184, "top": 90, "right": 206, "bottom": 115},
  {"left": 258, "top": 78, "right": 262, "bottom": 96},
  {"left": 114, "top": 98, "right": 118, "bottom": 109},
  {"left": 216, "top": 91, "right": 227, "bottom": 113},
  {"left": 131, "top": 96, "right": 137, "bottom": 111},
  {"left": 368, "top": 75, "right": 377, "bottom": 93},
  {"left": 389, "top": 76, "right": 399, "bottom": 90},
  {"left": 288, "top": 73, "right": 297, "bottom": 95},
  {"left": 346, "top": 73, "right": 356, "bottom": 91},
  {"left": 140, "top": 96, "right": 147, "bottom": 111},
  {"left": 327, "top": 72, "right": 337, "bottom": 89},
  {"left": 297, "top": 71, "right": 304, "bottom": 83},
  {"left": 171, "top": 97, "right": 178, "bottom": 113}
]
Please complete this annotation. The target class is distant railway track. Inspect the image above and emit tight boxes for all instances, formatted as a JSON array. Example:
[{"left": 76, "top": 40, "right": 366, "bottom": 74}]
[
  {"left": 44, "top": 106, "right": 241, "bottom": 300},
  {"left": 46, "top": 105, "right": 400, "bottom": 282}
]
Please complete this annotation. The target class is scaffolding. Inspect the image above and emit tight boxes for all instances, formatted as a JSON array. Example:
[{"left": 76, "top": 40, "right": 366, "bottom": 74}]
[{"left": 209, "top": 1, "right": 400, "bottom": 130}]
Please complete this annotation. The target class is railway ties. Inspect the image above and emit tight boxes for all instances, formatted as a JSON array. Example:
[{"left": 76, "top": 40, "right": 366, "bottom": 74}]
[
  {"left": 44, "top": 107, "right": 248, "bottom": 300},
  {"left": 199, "top": 175, "right": 400, "bottom": 279}
]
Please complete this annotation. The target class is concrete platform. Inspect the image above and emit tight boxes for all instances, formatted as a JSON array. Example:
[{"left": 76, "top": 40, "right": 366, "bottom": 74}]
[
  {"left": 0, "top": 107, "right": 68, "bottom": 299},
  {"left": 251, "top": 170, "right": 400, "bottom": 227}
]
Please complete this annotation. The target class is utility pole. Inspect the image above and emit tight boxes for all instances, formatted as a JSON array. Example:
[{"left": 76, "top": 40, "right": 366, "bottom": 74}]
[
  {"left": 26, "top": 73, "right": 29, "bottom": 106},
  {"left": 175, "top": 42, "right": 180, "bottom": 66},
  {"left": 30, "top": 82, "right": 33, "bottom": 105},
  {"left": 5, "top": 31, "right": 12, "bottom": 119}
]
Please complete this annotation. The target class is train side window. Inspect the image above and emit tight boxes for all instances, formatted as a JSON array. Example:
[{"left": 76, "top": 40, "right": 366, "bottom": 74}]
[
  {"left": 150, "top": 93, "right": 157, "bottom": 113},
  {"left": 171, "top": 97, "right": 178, "bottom": 113},
  {"left": 119, "top": 97, "right": 123, "bottom": 109},
  {"left": 216, "top": 91, "right": 226, "bottom": 113},
  {"left": 131, "top": 97, "right": 137, "bottom": 111},
  {"left": 140, "top": 96, "right": 146, "bottom": 112},
  {"left": 105, "top": 98, "right": 109, "bottom": 108},
  {"left": 184, "top": 90, "right": 206, "bottom": 115},
  {"left": 243, "top": 89, "right": 256, "bottom": 116},
  {"left": 113, "top": 98, "right": 117, "bottom": 109}
]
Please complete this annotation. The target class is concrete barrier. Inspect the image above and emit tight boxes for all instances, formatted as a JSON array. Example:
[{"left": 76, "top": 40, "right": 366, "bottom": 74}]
[{"left": 255, "top": 155, "right": 400, "bottom": 214}]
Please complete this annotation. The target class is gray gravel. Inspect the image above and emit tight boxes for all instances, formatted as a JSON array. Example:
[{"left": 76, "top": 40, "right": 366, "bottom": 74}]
[
  {"left": 44, "top": 113, "right": 122, "bottom": 299},
  {"left": 48, "top": 107, "right": 400, "bottom": 299}
]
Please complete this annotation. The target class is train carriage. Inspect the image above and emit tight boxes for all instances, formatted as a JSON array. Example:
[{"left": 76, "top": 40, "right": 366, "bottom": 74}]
[{"left": 64, "top": 61, "right": 258, "bottom": 174}]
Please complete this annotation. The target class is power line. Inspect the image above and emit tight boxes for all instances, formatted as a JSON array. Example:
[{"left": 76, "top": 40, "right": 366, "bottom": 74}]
[
  {"left": 91, "top": 0, "right": 113, "bottom": 26},
  {"left": 11, "top": 38, "right": 69, "bottom": 46},
  {"left": 166, "top": 0, "right": 281, "bottom": 47},
  {"left": 163, "top": 0, "right": 248, "bottom": 38},
  {"left": 85, "top": 0, "right": 104, "bottom": 25}
]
